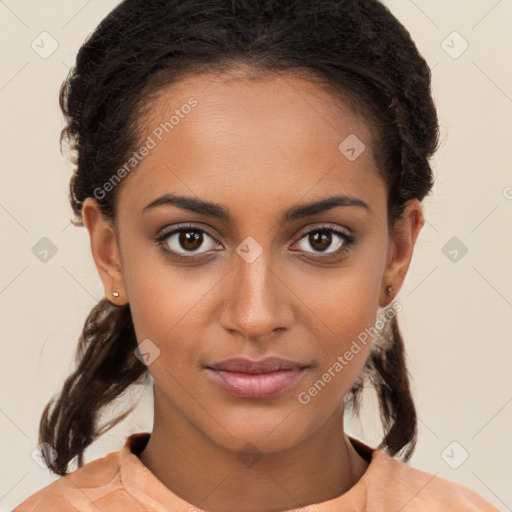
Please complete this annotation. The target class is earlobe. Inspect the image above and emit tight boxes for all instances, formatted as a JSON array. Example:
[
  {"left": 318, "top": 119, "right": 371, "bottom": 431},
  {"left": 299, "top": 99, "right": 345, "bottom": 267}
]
[
  {"left": 379, "top": 199, "right": 424, "bottom": 307},
  {"left": 82, "top": 197, "right": 127, "bottom": 305}
]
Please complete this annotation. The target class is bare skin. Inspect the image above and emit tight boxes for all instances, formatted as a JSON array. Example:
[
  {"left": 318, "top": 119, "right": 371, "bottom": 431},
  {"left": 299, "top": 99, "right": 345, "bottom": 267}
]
[{"left": 82, "top": 69, "right": 424, "bottom": 512}]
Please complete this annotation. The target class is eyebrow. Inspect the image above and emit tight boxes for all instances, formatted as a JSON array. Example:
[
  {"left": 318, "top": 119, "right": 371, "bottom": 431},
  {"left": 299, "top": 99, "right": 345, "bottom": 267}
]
[{"left": 141, "top": 193, "right": 370, "bottom": 222}]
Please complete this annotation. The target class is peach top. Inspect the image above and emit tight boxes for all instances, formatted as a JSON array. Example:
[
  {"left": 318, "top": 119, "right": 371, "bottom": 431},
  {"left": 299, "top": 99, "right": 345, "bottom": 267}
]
[{"left": 13, "top": 432, "right": 499, "bottom": 511}]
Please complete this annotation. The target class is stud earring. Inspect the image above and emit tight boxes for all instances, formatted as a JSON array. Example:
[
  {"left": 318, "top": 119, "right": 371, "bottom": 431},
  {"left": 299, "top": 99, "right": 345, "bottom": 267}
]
[
  {"left": 385, "top": 285, "right": 394, "bottom": 297},
  {"left": 112, "top": 290, "right": 120, "bottom": 298}
]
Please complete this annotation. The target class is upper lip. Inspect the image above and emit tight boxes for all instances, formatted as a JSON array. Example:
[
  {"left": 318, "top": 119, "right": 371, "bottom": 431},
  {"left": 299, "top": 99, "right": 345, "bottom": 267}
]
[{"left": 205, "top": 357, "right": 308, "bottom": 374}]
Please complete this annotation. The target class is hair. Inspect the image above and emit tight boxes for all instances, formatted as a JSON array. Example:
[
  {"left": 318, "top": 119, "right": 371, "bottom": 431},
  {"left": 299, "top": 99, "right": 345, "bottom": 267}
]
[{"left": 39, "top": 0, "right": 439, "bottom": 475}]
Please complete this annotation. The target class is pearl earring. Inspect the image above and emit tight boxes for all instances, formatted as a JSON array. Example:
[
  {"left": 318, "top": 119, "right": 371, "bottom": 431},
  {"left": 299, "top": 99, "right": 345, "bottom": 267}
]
[{"left": 112, "top": 290, "right": 120, "bottom": 298}]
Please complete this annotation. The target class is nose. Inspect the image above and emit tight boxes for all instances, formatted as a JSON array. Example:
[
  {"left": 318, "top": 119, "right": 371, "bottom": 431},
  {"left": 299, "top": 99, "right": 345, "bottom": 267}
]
[{"left": 219, "top": 249, "right": 294, "bottom": 342}]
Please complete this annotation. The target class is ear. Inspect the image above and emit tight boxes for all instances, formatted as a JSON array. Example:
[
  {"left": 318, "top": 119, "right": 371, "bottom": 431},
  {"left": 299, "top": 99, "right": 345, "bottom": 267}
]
[
  {"left": 82, "top": 197, "right": 128, "bottom": 305},
  {"left": 379, "top": 199, "right": 425, "bottom": 307}
]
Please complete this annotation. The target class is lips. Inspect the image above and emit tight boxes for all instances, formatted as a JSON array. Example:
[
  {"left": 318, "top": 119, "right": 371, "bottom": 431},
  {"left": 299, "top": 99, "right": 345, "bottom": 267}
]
[
  {"left": 205, "top": 357, "right": 308, "bottom": 398},
  {"left": 206, "top": 357, "right": 307, "bottom": 374}
]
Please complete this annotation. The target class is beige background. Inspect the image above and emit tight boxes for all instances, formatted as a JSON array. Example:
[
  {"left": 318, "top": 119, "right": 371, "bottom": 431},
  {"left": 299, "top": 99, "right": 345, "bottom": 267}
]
[{"left": 1, "top": 0, "right": 511, "bottom": 510}]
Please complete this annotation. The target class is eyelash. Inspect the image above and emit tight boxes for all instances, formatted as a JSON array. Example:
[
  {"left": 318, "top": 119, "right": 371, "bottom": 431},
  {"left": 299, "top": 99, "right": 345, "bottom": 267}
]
[{"left": 155, "top": 223, "right": 356, "bottom": 263}]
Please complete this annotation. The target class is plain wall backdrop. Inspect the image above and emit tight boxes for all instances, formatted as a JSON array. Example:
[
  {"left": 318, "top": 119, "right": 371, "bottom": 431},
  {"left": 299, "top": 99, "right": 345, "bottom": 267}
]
[{"left": 1, "top": 1, "right": 511, "bottom": 510}]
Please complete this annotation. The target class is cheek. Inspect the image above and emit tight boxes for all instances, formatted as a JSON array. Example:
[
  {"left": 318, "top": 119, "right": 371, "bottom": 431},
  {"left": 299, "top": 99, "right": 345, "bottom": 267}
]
[
  {"left": 299, "top": 291, "right": 376, "bottom": 410},
  {"left": 122, "top": 237, "right": 213, "bottom": 332},
  {"left": 291, "top": 257, "right": 382, "bottom": 336},
  {"left": 289, "top": 256, "right": 384, "bottom": 394},
  {"left": 124, "top": 256, "right": 224, "bottom": 375}
]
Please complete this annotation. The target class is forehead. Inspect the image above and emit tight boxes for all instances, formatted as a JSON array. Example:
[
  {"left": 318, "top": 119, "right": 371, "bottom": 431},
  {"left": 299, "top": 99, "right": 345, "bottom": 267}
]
[{"left": 117, "top": 71, "right": 384, "bottom": 218}]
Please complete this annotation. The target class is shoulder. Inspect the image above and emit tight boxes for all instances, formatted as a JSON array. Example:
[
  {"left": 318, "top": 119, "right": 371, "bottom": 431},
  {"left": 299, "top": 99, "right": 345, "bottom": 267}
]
[
  {"left": 364, "top": 449, "right": 500, "bottom": 511},
  {"left": 12, "top": 449, "right": 141, "bottom": 512}
]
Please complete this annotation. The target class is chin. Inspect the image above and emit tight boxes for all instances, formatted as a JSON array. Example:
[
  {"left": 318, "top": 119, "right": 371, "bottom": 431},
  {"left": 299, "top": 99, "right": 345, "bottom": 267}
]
[{"left": 203, "top": 406, "right": 316, "bottom": 454}]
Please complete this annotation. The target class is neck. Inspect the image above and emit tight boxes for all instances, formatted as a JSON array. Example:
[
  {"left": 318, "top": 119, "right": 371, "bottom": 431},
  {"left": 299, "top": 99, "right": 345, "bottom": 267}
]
[{"left": 138, "top": 386, "right": 370, "bottom": 512}]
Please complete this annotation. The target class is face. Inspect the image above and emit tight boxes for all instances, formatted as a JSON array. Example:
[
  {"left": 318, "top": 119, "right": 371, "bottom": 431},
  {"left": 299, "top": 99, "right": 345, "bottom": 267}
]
[{"left": 83, "top": 70, "right": 423, "bottom": 454}]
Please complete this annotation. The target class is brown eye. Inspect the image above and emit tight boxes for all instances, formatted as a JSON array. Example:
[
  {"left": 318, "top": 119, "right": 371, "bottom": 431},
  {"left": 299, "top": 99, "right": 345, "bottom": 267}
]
[
  {"left": 291, "top": 226, "right": 356, "bottom": 261},
  {"left": 297, "top": 228, "right": 346, "bottom": 254},
  {"left": 156, "top": 225, "right": 220, "bottom": 258}
]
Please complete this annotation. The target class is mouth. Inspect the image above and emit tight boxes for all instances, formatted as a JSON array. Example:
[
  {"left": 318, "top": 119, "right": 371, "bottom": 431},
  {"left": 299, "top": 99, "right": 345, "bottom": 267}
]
[{"left": 204, "top": 357, "right": 309, "bottom": 399}]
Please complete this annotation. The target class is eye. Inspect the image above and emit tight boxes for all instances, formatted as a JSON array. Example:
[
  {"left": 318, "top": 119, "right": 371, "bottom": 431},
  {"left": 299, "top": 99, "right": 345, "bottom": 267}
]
[
  {"left": 292, "top": 226, "right": 355, "bottom": 260},
  {"left": 155, "top": 224, "right": 222, "bottom": 260}
]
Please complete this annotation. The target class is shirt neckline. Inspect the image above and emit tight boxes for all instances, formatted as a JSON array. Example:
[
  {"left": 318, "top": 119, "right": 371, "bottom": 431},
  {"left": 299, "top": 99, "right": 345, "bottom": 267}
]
[{"left": 119, "top": 431, "right": 377, "bottom": 511}]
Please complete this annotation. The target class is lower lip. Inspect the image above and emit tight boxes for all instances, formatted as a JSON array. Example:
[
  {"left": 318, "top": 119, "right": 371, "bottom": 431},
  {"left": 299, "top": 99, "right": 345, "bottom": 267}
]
[{"left": 205, "top": 368, "right": 306, "bottom": 398}]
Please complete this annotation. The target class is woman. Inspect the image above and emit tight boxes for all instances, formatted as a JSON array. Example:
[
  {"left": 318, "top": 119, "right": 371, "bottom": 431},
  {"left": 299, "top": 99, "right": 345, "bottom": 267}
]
[{"left": 13, "top": 0, "right": 499, "bottom": 510}]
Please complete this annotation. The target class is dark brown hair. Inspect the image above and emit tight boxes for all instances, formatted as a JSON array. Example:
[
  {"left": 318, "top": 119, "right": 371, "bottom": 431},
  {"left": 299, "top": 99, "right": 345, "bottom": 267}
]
[{"left": 40, "top": 0, "right": 439, "bottom": 475}]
